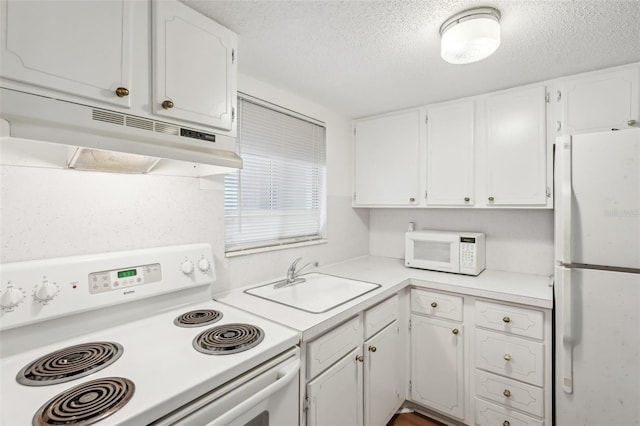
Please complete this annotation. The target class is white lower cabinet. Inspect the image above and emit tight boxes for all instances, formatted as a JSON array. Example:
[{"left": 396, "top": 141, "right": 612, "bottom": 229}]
[
  {"left": 408, "top": 288, "right": 552, "bottom": 426},
  {"left": 307, "top": 347, "right": 361, "bottom": 426},
  {"left": 410, "top": 314, "right": 464, "bottom": 420},
  {"left": 364, "top": 322, "right": 401, "bottom": 426},
  {"left": 303, "top": 294, "right": 403, "bottom": 426}
]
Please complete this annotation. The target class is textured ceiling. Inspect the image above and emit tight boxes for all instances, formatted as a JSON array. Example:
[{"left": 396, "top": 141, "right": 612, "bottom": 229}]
[{"left": 181, "top": 0, "right": 640, "bottom": 118}]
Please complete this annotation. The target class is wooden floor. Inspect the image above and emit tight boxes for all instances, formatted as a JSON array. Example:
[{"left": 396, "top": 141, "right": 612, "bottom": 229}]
[{"left": 386, "top": 412, "right": 448, "bottom": 426}]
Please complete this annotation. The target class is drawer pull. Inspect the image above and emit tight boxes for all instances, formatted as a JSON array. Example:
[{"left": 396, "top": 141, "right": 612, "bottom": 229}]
[
  {"left": 162, "top": 100, "right": 175, "bottom": 109},
  {"left": 503, "top": 316, "right": 511, "bottom": 323},
  {"left": 503, "top": 353, "right": 512, "bottom": 361},
  {"left": 368, "top": 346, "right": 377, "bottom": 352},
  {"left": 503, "top": 421, "right": 510, "bottom": 426},
  {"left": 503, "top": 389, "right": 511, "bottom": 398},
  {"left": 115, "top": 87, "right": 129, "bottom": 97},
  {"left": 430, "top": 302, "right": 438, "bottom": 308},
  {"left": 355, "top": 355, "right": 364, "bottom": 363},
  {"left": 452, "top": 328, "right": 459, "bottom": 335}
]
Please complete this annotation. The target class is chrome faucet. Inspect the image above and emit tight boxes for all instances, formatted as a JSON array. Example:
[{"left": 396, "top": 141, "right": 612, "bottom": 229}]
[{"left": 275, "top": 257, "right": 314, "bottom": 288}]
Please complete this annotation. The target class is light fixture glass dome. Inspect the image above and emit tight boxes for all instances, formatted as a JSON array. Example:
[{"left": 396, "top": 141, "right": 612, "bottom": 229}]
[{"left": 440, "top": 7, "right": 501, "bottom": 65}]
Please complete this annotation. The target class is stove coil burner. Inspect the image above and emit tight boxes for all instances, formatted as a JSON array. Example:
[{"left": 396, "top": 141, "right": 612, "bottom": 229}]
[
  {"left": 193, "top": 323, "right": 265, "bottom": 355},
  {"left": 174, "top": 309, "right": 223, "bottom": 328},
  {"left": 33, "top": 377, "right": 134, "bottom": 426},
  {"left": 17, "top": 342, "right": 124, "bottom": 386}
]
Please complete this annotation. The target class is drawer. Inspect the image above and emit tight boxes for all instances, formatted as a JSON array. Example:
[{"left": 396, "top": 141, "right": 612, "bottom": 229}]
[
  {"left": 475, "top": 329, "right": 544, "bottom": 386},
  {"left": 475, "top": 370, "right": 544, "bottom": 417},
  {"left": 307, "top": 316, "right": 360, "bottom": 379},
  {"left": 476, "top": 300, "right": 544, "bottom": 340},
  {"left": 475, "top": 398, "right": 543, "bottom": 426},
  {"left": 364, "top": 294, "right": 398, "bottom": 339},
  {"left": 411, "top": 288, "right": 463, "bottom": 321}
]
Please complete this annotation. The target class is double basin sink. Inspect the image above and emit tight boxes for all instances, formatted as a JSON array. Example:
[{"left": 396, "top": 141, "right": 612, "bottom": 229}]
[{"left": 244, "top": 273, "right": 380, "bottom": 314}]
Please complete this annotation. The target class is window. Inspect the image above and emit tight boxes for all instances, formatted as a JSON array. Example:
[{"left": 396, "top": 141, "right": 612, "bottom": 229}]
[{"left": 224, "top": 95, "right": 327, "bottom": 254}]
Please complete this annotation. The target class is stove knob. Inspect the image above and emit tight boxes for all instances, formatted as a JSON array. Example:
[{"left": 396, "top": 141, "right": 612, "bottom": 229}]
[
  {"left": 198, "top": 258, "right": 211, "bottom": 272},
  {"left": 34, "top": 281, "right": 59, "bottom": 303},
  {"left": 180, "top": 260, "right": 195, "bottom": 275},
  {"left": 1, "top": 286, "right": 25, "bottom": 309}
]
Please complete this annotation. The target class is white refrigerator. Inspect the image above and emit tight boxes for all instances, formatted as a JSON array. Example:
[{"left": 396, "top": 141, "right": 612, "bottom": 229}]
[{"left": 555, "top": 128, "right": 640, "bottom": 425}]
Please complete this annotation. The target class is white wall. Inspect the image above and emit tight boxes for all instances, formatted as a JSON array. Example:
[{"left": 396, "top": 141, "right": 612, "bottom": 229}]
[
  {"left": 0, "top": 73, "right": 370, "bottom": 293},
  {"left": 369, "top": 208, "right": 554, "bottom": 275}
]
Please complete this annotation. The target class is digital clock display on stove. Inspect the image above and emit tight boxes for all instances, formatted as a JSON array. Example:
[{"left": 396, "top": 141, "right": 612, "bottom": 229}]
[{"left": 117, "top": 269, "right": 137, "bottom": 279}]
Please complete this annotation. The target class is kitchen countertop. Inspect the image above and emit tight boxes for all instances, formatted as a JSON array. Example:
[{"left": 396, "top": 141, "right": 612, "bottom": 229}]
[{"left": 214, "top": 255, "right": 554, "bottom": 341}]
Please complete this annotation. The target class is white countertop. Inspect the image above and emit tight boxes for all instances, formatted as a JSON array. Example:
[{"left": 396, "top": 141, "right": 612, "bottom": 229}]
[{"left": 214, "top": 256, "right": 554, "bottom": 341}]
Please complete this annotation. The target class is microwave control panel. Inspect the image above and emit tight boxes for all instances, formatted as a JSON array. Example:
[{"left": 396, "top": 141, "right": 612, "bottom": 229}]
[{"left": 460, "top": 237, "right": 477, "bottom": 267}]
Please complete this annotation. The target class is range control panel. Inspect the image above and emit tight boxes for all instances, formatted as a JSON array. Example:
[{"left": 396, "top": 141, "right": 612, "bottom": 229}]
[
  {"left": 0, "top": 244, "right": 214, "bottom": 330},
  {"left": 89, "top": 264, "right": 162, "bottom": 294}
]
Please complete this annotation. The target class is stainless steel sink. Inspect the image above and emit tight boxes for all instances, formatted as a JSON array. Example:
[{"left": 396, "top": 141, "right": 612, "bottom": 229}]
[{"left": 244, "top": 273, "right": 381, "bottom": 313}]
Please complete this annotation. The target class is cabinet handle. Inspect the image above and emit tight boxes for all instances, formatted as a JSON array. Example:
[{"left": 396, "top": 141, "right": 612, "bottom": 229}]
[
  {"left": 430, "top": 302, "right": 437, "bottom": 308},
  {"left": 115, "top": 87, "right": 129, "bottom": 97},
  {"left": 503, "top": 421, "right": 510, "bottom": 426},
  {"left": 409, "top": 197, "right": 416, "bottom": 203},
  {"left": 464, "top": 197, "right": 470, "bottom": 202},
  {"left": 628, "top": 119, "right": 637, "bottom": 127},
  {"left": 452, "top": 328, "right": 459, "bottom": 335},
  {"left": 503, "top": 389, "right": 512, "bottom": 398},
  {"left": 503, "top": 316, "right": 511, "bottom": 323},
  {"left": 488, "top": 196, "right": 495, "bottom": 202},
  {"left": 368, "top": 346, "right": 377, "bottom": 352},
  {"left": 162, "top": 100, "right": 175, "bottom": 109},
  {"left": 355, "top": 355, "right": 364, "bottom": 363},
  {"left": 504, "top": 353, "right": 512, "bottom": 361}
]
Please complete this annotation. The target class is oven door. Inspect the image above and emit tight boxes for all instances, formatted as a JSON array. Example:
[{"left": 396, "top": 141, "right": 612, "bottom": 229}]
[{"left": 152, "top": 347, "right": 300, "bottom": 426}]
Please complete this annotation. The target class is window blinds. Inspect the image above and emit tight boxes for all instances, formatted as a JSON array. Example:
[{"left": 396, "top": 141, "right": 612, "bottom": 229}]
[{"left": 224, "top": 97, "right": 327, "bottom": 252}]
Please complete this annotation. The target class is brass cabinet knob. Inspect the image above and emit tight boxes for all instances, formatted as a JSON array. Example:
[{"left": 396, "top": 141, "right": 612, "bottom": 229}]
[
  {"left": 452, "top": 328, "right": 459, "bottom": 335},
  {"left": 162, "top": 100, "right": 175, "bottom": 109},
  {"left": 409, "top": 197, "right": 416, "bottom": 202},
  {"left": 504, "top": 353, "right": 512, "bottom": 361},
  {"left": 115, "top": 87, "right": 129, "bottom": 97},
  {"left": 355, "top": 355, "right": 364, "bottom": 363},
  {"left": 488, "top": 196, "right": 495, "bottom": 202},
  {"left": 503, "top": 316, "right": 511, "bottom": 323},
  {"left": 368, "top": 346, "right": 377, "bottom": 352},
  {"left": 430, "top": 302, "right": 437, "bottom": 308},
  {"left": 464, "top": 197, "right": 470, "bottom": 202},
  {"left": 503, "top": 421, "right": 510, "bottom": 426},
  {"left": 503, "top": 389, "right": 512, "bottom": 398},
  {"left": 628, "top": 119, "right": 637, "bottom": 126}
]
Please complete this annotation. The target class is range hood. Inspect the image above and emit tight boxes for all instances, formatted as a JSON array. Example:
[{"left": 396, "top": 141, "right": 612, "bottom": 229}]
[{"left": 0, "top": 88, "right": 243, "bottom": 174}]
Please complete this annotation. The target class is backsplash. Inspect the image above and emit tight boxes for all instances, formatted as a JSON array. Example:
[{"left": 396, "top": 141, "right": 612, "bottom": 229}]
[{"left": 369, "top": 208, "right": 554, "bottom": 275}]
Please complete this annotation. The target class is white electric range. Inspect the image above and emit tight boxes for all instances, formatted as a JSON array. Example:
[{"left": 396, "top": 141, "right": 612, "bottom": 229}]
[{"left": 0, "top": 244, "right": 300, "bottom": 426}]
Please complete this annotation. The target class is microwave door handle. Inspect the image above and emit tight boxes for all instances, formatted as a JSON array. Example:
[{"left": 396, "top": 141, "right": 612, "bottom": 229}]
[{"left": 561, "top": 267, "right": 574, "bottom": 394}]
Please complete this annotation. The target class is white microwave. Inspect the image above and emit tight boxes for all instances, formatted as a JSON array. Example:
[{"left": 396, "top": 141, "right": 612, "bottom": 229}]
[{"left": 405, "top": 230, "right": 486, "bottom": 276}]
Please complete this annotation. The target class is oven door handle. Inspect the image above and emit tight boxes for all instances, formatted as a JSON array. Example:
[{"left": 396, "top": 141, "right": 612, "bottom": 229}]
[{"left": 208, "top": 358, "right": 300, "bottom": 426}]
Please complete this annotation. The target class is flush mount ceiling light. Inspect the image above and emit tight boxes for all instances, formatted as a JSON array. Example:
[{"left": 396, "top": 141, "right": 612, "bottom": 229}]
[{"left": 440, "top": 7, "right": 501, "bottom": 65}]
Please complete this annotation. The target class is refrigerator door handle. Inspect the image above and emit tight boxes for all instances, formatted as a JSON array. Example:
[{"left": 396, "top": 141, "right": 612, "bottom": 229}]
[
  {"left": 562, "top": 267, "right": 573, "bottom": 394},
  {"left": 559, "top": 136, "right": 573, "bottom": 263}
]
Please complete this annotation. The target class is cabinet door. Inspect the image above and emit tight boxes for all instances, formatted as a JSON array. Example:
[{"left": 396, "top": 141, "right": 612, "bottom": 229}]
[
  {"left": 307, "top": 348, "right": 362, "bottom": 426},
  {"left": 364, "top": 322, "right": 401, "bottom": 426},
  {"left": 152, "top": 0, "right": 237, "bottom": 131},
  {"left": 426, "top": 101, "right": 475, "bottom": 206},
  {"left": 354, "top": 109, "right": 421, "bottom": 206},
  {"left": 559, "top": 66, "right": 640, "bottom": 135},
  {"left": 0, "top": 0, "right": 132, "bottom": 108},
  {"left": 485, "top": 86, "right": 547, "bottom": 206},
  {"left": 410, "top": 314, "right": 464, "bottom": 420}
]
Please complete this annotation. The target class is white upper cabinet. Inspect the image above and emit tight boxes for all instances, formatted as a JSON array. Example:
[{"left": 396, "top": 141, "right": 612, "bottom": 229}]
[
  {"left": 0, "top": 0, "right": 133, "bottom": 108},
  {"left": 152, "top": 0, "right": 237, "bottom": 131},
  {"left": 555, "top": 64, "right": 639, "bottom": 135},
  {"left": 353, "top": 109, "right": 422, "bottom": 207},
  {"left": 484, "top": 85, "right": 548, "bottom": 206},
  {"left": 426, "top": 101, "right": 475, "bottom": 206}
]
